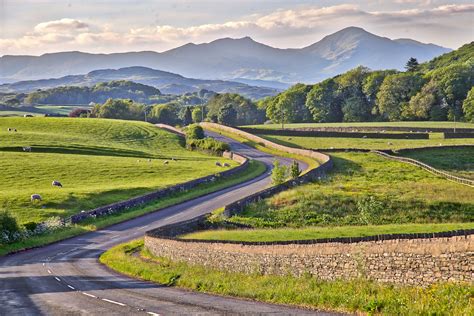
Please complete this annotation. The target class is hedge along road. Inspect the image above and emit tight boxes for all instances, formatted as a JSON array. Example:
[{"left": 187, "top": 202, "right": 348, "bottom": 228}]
[{"left": 0, "top": 130, "right": 332, "bottom": 316}]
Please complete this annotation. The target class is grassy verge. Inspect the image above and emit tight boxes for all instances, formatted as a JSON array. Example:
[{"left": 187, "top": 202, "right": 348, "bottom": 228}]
[
  {"left": 203, "top": 126, "right": 320, "bottom": 171},
  {"left": 100, "top": 240, "right": 474, "bottom": 315},
  {"left": 181, "top": 222, "right": 474, "bottom": 242},
  {"left": 256, "top": 134, "right": 474, "bottom": 151},
  {"left": 0, "top": 160, "right": 266, "bottom": 256}
]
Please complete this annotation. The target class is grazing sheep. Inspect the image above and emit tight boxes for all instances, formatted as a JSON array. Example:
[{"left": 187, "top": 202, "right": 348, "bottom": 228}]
[
  {"left": 362, "top": 135, "right": 367, "bottom": 138},
  {"left": 52, "top": 180, "right": 62, "bottom": 188},
  {"left": 31, "top": 194, "right": 42, "bottom": 202},
  {"left": 13, "top": 129, "right": 17, "bottom": 132},
  {"left": 223, "top": 163, "right": 231, "bottom": 167},
  {"left": 164, "top": 160, "right": 169, "bottom": 165},
  {"left": 22, "top": 146, "right": 32, "bottom": 152},
  {"left": 7, "top": 128, "right": 11, "bottom": 132},
  {"left": 215, "top": 162, "right": 222, "bottom": 167},
  {"left": 171, "top": 157, "right": 176, "bottom": 161},
  {"left": 147, "top": 159, "right": 152, "bottom": 162},
  {"left": 137, "top": 160, "right": 140, "bottom": 163},
  {"left": 387, "top": 142, "right": 393, "bottom": 145}
]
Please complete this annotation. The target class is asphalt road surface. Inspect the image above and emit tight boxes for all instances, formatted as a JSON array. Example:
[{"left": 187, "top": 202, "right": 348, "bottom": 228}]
[{"left": 0, "top": 131, "right": 336, "bottom": 315}]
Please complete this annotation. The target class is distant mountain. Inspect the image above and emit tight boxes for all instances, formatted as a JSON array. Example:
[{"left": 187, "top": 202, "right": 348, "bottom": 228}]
[
  {"left": 0, "top": 66, "right": 280, "bottom": 100},
  {"left": 0, "top": 27, "right": 450, "bottom": 85}
]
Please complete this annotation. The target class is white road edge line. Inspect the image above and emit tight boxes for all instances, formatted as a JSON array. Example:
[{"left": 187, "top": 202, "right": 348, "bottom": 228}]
[
  {"left": 147, "top": 312, "right": 161, "bottom": 316},
  {"left": 82, "top": 292, "right": 97, "bottom": 298},
  {"left": 67, "top": 285, "right": 75, "bottom": 290},
  {"left": 54, "top": 277, "right": 61, "bottom": 282},
  {"left": 102, "top": 298, "right": 126, "bottom": 306}
]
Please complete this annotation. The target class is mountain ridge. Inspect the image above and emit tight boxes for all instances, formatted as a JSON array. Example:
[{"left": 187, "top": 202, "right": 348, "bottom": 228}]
[{"left": 0, "top": 27, "right": 451, "bottom": 84}]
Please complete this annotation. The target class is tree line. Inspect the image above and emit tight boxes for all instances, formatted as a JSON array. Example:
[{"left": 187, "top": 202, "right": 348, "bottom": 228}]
[{"left": 260, "top": 42, "right": 474, "bottom": 123}]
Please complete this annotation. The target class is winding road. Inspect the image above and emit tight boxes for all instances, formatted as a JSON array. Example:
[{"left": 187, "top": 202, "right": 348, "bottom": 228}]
[{"left": 0, "top": 131, "right": 335, "bottom": 315}]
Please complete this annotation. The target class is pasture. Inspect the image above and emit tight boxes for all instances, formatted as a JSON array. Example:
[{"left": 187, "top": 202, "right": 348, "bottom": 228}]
[
  {"left": 0, "top": 117, "right": 236, "bottom": 224},
  {"left": 243, "top": 121, "right": 474, "bottom": 130},
  {"left": 256, "top": 134, "right": 474, "bottom": 150},
  {"left": 221, "top": 151, "right": 474, "bottom": 229},
  {"left": 398, "top": 146, "right": 474, "bottom": 179}
]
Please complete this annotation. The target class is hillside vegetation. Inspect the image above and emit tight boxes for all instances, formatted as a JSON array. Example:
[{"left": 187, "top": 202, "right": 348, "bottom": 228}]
[
  {"left": 258, "top": 42, "right": 474, "bottom": 123},
  {"left": 0, "top": 117, "right": 235, "bottom": 224}
]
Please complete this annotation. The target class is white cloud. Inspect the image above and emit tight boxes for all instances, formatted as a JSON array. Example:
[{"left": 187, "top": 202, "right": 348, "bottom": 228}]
[
  {"left": 34, "top": 18, "right": 90, "bottom": 34},
  {"left": 1, "top": 3, "right": 473, "bottom": 55}
]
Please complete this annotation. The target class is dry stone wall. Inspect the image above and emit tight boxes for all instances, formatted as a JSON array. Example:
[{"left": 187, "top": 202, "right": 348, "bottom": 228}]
[{"left": 145, "top": 233, "right": 473, "bottom": 286}]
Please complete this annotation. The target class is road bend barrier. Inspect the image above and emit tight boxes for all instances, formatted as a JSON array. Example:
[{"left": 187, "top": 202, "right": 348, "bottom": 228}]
[
  {"left": 200, "top": 122, "right": 334, "bottom": 215},
  {"left": 64, "top": 124, "right": 249, "bottom": 224},
  {"left": 373, "top": 150, "right": 474, "bottom": 187}
]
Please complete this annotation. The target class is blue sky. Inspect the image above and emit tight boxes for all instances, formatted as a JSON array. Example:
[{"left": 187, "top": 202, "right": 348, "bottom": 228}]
[{"left": 1, "top": 0, "right": 473, "bottom": 55}]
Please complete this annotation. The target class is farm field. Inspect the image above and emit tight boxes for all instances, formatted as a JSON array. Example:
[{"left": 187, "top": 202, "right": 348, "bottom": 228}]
[
  {"left": 0, "top": 105, "right": 89, "bottom": 117},
  {"left": 220, "top": 151, "right": 474, "bottom": 229},
  {"left": 0, "top": 117, "right": 237, "bottom": 224},
  {"left": 182, "top": 222, "right": 474, "bottom": 242},
  {"left": 243, "top": 121, "right": 474, "bottom": 130},
  {"left": 256, "top": 134, "right": 474, "bottom": 150},
  {"left": 398, "top": 147, "right": 474, "bottom": 179}
]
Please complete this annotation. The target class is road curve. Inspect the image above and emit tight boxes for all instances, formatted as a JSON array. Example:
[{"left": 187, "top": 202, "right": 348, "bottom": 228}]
[{"left": 0, "top": 131, "right": 334, "bottom": 315}]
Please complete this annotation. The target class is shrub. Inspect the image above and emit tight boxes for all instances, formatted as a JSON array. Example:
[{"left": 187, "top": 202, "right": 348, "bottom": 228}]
[
  {"left": 0, "top": 210, "right": 20, "bottom": 244},
  {"left": 186, "top": 124, "right": 205, "bottom": 140},
  {"left": 186, "top": 137, "right": 230, "bottom": 154},
  {"left": 23, "top": 221, "right": 38, "bottom": 232},
  {"left": 357, "top": 196, "right": 384, "bottom": 225},
  {"left": 289, "top": 160, "right": 301, "bottom": 179},
  {"left": 271, "top": 160, "right": 288, "bottom": 185}
]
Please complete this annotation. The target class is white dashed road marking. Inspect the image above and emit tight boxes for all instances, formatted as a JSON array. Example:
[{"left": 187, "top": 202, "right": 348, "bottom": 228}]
[
  {"left": 54, "top": 277, "right": 61, "bottom": 282},
  {"left": 67, "top": 285, "right": 75, "bottom": 290},
  {"left": 47, "top": 270, "right": 52, "bottom": 274},
  {"left": 82, "top": 292, "right": 97, "bottom": 299},
  {"left": 102, "top": 298, "right": 126, "bottom": 306},
  {"left": 147, "top": 312, "right": 161, "bottom": 316}
]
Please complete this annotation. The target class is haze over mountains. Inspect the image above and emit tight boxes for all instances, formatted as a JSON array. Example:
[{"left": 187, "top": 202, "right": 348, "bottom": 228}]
[
  {"left": 0, "top": 67, "right": 280, "bottom": 100},
  {"left": 0, "top": 27, "right": 450, "bottom": 88}
]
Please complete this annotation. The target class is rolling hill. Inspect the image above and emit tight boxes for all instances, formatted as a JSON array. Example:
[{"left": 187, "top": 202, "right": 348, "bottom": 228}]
[
  {"left": 0, "top": 27, "right": 450, "bottom": 85},
  {"left": 0, "top": 66, "right": 281, "bottom": 100}
]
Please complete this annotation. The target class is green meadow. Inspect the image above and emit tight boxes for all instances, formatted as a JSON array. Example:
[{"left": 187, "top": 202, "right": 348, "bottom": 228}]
[{"left": 0, "top": 117, "right": 236, "bottom": 224}]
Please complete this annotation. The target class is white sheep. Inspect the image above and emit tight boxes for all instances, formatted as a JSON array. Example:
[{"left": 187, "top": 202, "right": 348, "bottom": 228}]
[{"left": 52, "top": 180, "right": 63, "bottom": 188}]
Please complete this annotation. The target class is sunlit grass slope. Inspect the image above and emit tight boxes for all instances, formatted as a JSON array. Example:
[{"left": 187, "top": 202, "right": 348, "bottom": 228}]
[{"left": 0, "top": 117, "right": 236, "bottom": 224}]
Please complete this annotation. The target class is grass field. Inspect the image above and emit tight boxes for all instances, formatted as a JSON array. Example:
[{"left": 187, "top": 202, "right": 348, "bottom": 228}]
[
  {"left": 257, "top": 134, "right": 474, "bottom": 150},
  {"left": 398, "top": 147, "right": 474, "bottom": 179},
  {"left": 0, "top": 159, "right": 266, "bottom": 256},
  {"left": 100, "top": 240, "right": 474, "bottom": 315},
  {"left": 182, "top": 222, "right": 474, "bottom": 242},
  {"left": 0, "top": 117, "right": 237, "bottom": 224},
  {"left": 0, "top": 105, "right": 88, "bottom": 117},
  {"left": 243, "top": 121, "right": 474, "bottom": 129},
  {"left": 225, "top": 152, "right": 473, "bottom": 228}
]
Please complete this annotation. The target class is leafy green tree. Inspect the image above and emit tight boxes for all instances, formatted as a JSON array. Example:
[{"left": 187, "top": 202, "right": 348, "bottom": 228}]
[
  {"left": 405, "top": 57, "right": 419, "bottom": 72},
  {"left": 180, "top": 106, "right": 193, "bottom": 126},
  {"left": 192, "top": 107, "right": 204, "bottom": 123},
  {"left": 150, "top": 103, "right": 180, "bottom": 125},
  {"left": 271, "top": 160, "right": 288, "bottom": 185},
  {"left": 91, "top": 98, "right": 146, "bottom": 120},
  {"left": 217, "top": 103, "right": 237, "bottom": 126},
  {"left": 185, "top": 124, "right": 205, "bottom": 139},
  {"left": 305, "top": 79, "right": 342, "bottom": 122},
  {"left": 462, "top": 87, "right": 474, "bottom": 122},
  {"left": 265, "top": 84, "right": 312, "bottom": 126},
  {"left": 207, "top": 93, "right": 264, "bottom": 125},
  {"left": 362, "top": 70, "right": 397, "bottom": 117},
  {"left": 289, "top": 160, "right": 301, "bottom": 179},
  {"left": 376, "top": 73, "right": 425, "bottom": 121}
]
